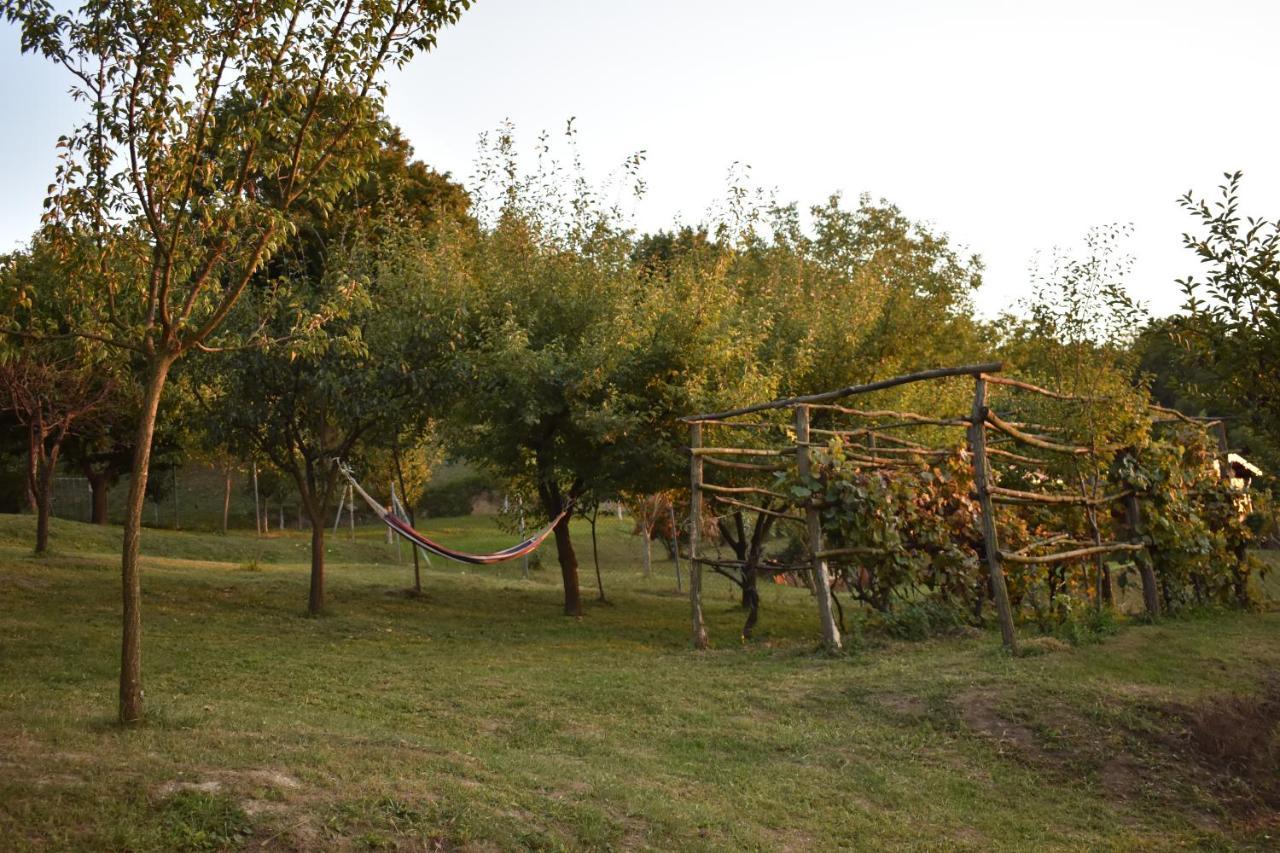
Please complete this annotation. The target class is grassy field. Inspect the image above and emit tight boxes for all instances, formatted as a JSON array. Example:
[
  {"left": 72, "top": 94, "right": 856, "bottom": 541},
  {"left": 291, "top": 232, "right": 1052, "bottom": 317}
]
[{"left": 1, "top": 514, "right": 1277, "bottom": 851}]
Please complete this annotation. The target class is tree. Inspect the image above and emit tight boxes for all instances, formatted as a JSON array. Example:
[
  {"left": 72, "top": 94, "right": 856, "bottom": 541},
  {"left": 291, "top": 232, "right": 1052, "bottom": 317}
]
[
  {"left": 446, "top": 128, "right": 757, "bottom": 615},
  {"left": 1004, "top": 224, "right": 1148, "bottom": 607},
  {"left": 4, "top": 0, "right": 471, "bottom": 723},
  {"left": 0, "top": 353, "right": 115, "bottom": 551},
  {"left": 198, "top": 156, "right": 465, "bottom": 613},
  {"left": 1171, "top": 172, "right": 1280, "bottom": 476},
  {"left": 62, "top": 411, "right": 133, "bottom": 525}
]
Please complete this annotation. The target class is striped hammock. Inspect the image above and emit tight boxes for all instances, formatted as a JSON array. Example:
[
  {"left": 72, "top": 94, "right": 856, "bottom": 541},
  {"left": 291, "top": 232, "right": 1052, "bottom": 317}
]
[{"left": 338, "top": 463, "right": 565, "bottom": 566}]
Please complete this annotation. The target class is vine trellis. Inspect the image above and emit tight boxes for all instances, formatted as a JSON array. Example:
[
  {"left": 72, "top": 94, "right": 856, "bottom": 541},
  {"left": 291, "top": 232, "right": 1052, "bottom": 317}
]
[{"left": 682, "top": 362, "right": 1249, "bottom": 653}]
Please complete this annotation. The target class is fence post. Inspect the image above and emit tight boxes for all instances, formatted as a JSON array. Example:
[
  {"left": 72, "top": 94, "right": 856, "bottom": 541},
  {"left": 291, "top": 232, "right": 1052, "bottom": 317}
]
[
  {"left": 1122, "top": 489, "right": 1160, "bottom": 618},
  {"left": 689, "top": 422, "right": 708, "bottom": 649},
  {"left": 795, "top": 405, "right": 843, "bottom": 651},
  {"left": 968, "top": 377, "right": 1017, "bottom": 651}
]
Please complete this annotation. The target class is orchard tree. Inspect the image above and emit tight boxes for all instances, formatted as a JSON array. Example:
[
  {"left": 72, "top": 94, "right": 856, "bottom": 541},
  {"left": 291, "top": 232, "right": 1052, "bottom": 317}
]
[
  {"left": 448, "top": 129, "right": 760, "bottom": 616},
  {"left": 3, "top": 0, "right": 471, "bottom": 723},
  {"left": 198, "top": 162, "right": 466, "bottom": 614},
  {"left": 0, "top": 352, "right": 115, "bottom": 551},
  {"left": 1173, "top": 172, "right": 1280, "bottom": 473}
]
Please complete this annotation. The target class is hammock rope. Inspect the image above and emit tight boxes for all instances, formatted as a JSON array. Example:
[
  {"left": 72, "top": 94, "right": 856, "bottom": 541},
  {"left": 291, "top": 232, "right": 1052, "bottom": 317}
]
[{"left": 337, "top": 462, "right": 567, "bottom": 566}]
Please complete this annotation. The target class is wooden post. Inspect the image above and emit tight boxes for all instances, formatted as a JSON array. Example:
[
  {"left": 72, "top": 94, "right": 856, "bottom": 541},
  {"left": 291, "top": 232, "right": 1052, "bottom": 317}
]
[
  {"left": 520, "top": 502, "right": 529, "bottom": 580},
  {"left": 172, "top": 465, "right": 179, "bottom": 530},
  {"left": 389, "top": 481, "right": 400, "bottom": 554},
  {"left": 690, "top": 423, "right": 708, "bottom": 649},
  {"left": 221, "top": 465, "right": 232, "bottom": 534},
  {"left": 795, "top": 405, "right": 842, "bottom": 651},
  {"left": 968, "top": 378, "right": 1017, "bottom": 651},
  {"left": 1123, "top": 490, "right": 1160, "bottom": 618},
  {"left": 669, "top": 502, "right": 683, "bottom": 593},
  {"left": 348, "top": 483, "right": 356, "bottom": 541},
  {"left": 252, "top": 462, "right": 261, "bottom": 537}
]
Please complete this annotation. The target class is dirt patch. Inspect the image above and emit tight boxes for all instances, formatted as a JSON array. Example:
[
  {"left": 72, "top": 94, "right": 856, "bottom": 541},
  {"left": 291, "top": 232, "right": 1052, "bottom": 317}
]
[
  {"left": 871, "top": 692, "right": 928, "bottom": 719},
  {"left": 241, "top": 769, "right": 302, "bottom": 790},
  {"left": 1173, "top": 680, "right": 1280, "bottom": 814},
  {"left": 954, "top": 689, "right": 1041, "bottom": 757},
  {"left": 155, "top": 779, "right": 224, "bottom": 797}
]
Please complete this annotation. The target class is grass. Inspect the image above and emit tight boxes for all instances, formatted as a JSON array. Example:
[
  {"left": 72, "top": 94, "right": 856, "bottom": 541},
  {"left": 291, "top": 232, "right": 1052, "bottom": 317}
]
[{"left": 1, "top": 513, "right": 1278, "bottom": 851}]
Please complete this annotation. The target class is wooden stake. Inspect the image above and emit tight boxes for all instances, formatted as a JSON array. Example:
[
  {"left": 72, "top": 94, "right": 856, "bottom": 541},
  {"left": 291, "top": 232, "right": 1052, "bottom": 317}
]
[
  {"left": 795, "top": 406, "right": 842, "bottom": 651},
  {"left": 520, "top": 502, "right": 529, "bottom": 580},
  {"left": 348, "top": 483, "right": 356, "bottom": 541},
  {"left": 968, "top": 377, "right": 1017, "bottom": 652},
  {"left": 669, "top": 502, "right": 682, "bottom": 593},
  {"left": 252, "top": 462, "right": 261, "bottom": 537},
  {"left": 690, "top": 423, "right": 708, "bottom": 649}
]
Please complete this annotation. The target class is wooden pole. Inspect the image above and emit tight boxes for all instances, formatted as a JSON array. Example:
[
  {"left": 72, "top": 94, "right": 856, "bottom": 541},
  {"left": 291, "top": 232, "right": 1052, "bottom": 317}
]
[
  {"left": 968, "top": 377, "right": 1017, "bottom": 651},
  {"left": 1122, "top": 490, "right": 1160, "bottom": 618},
  {"left": 669, "top": 502, "right": 683, "bottom": 593},
  {"left": 221, "top": 465, "right": 231, "bottom": 534},
  {"left": 332, "top": 484, "right": 345, "bottom": 533},
  {"left": 252, "top": 462, "right": 261, "bottom": 537},
  {"left": 390, "top": 481, "right": 401, "bottom": 557},
  {"left": 690, "top": 423, "right": 708, "bottom": 649},
  {"left": 685, "top": 361, "right": 1003, "bottom": 422},
  {"left": 172, "top": 465, "right": 179, "bottom": 530},
  {"left": 348, "top": 483, "right": 356, "bottom": 541},
  {"left": 520, "top": 504, "right": 529, "bottom": 579},
  {"left": 391, "top": 443, "right": 421, "bottom": 592},
  {"left": 795, "top": 406, "right": 842, "bottom": 651}
]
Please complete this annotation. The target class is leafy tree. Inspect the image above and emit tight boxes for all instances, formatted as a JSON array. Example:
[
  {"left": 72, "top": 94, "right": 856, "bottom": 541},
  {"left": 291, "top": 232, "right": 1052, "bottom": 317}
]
[
  {"left": 0, "top": 352, "right": 115, "bottom": 551},
  {"left": 3, "top": 0, "right": 471, "bottom": 723},
  {"left": 198, "top": 143, "right": 468, "bottom": 613},
  {"left": 1169, "top": 172, "right": 1279, "bottom": 477}
]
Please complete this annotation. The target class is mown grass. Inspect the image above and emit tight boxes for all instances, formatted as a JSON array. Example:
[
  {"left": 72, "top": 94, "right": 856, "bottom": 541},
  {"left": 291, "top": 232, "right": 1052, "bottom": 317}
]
[{"left": 1, "top": 513, "right": 1278, "bottom": 851}]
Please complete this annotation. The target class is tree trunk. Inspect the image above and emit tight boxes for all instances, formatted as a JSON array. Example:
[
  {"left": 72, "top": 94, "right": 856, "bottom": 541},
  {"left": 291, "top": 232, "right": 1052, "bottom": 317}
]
[
  {"left": 24, "top": 424, "right": 39, "bottom": 514},
  {"left": 590, "top": 510, "right": 605, "bottom": 602},
  {"left": 119, "top": 351, "right": 176, "bottom": 725},
  {"left": 86, "top": 467, "right": 110, "bottom": 525},
  {"left": 309, "top": 515, "right": 325, "bottom": 615},
  {"left": 551, "top": 512, "right": 581, "bottom": 616},
  {"left": 34, "top": 444, "right": 58, "bottom": 554}
]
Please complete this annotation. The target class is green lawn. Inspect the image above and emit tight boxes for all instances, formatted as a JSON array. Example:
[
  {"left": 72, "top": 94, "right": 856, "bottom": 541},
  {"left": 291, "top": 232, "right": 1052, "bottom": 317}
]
[{"left": 1, "top": 514, "right": 1277, "bottom": 851}]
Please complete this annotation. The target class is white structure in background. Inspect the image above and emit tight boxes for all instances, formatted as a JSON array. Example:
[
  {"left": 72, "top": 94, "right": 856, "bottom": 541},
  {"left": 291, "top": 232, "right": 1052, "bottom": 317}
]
[{"left": 1215, "top": 452, "right": 1264, "bottom": 515}]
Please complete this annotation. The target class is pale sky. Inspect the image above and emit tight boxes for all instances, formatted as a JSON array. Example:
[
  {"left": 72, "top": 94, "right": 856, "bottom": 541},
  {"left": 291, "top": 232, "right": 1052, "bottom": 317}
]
[{"left": 2, "top": 0, "right": 1278, "bottom": 317}]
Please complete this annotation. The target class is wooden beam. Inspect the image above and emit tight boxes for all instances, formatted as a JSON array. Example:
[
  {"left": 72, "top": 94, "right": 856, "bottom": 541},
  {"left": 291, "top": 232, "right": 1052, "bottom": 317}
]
[
  {"left": 701, "top": 456, "right": 790, "bottom": 472},
  {"left": 683, "top": 362, "right": 1004, "bottom": 422},
  {"left": 691, "top": 447, "right": 786, "bottom": 457},
  {"left": 989, "top": 485, "right": 1133, "bottom": 506},
  {"left": 985, "top": 411, "right": 1104, "bottom": 455},
  {"left": 999, "top": 541, "right": 1145, "bottom": 565},
  {"left": 710, "top": 495, "right": 803, "bottom": 522},
  {"left": 699, "top": 482, "right": 791, "bottom": 500}
]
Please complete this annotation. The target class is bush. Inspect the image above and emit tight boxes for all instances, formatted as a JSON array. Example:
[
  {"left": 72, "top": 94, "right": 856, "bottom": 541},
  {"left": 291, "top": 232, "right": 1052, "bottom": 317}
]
[{"left": 878, "top": 599, "right": 968, "bottom": 641}]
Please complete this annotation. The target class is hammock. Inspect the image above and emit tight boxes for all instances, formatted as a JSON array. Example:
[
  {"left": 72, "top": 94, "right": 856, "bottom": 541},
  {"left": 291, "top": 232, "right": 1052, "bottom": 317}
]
[{"left": 338, "top": 463, "right": 566, "bottom": 566}]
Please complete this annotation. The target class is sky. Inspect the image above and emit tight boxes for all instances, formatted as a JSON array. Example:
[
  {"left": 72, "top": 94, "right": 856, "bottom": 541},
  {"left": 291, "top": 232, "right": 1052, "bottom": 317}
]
[{"left": 2, "top": 0, "right": 1278, "bottom": 317}]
